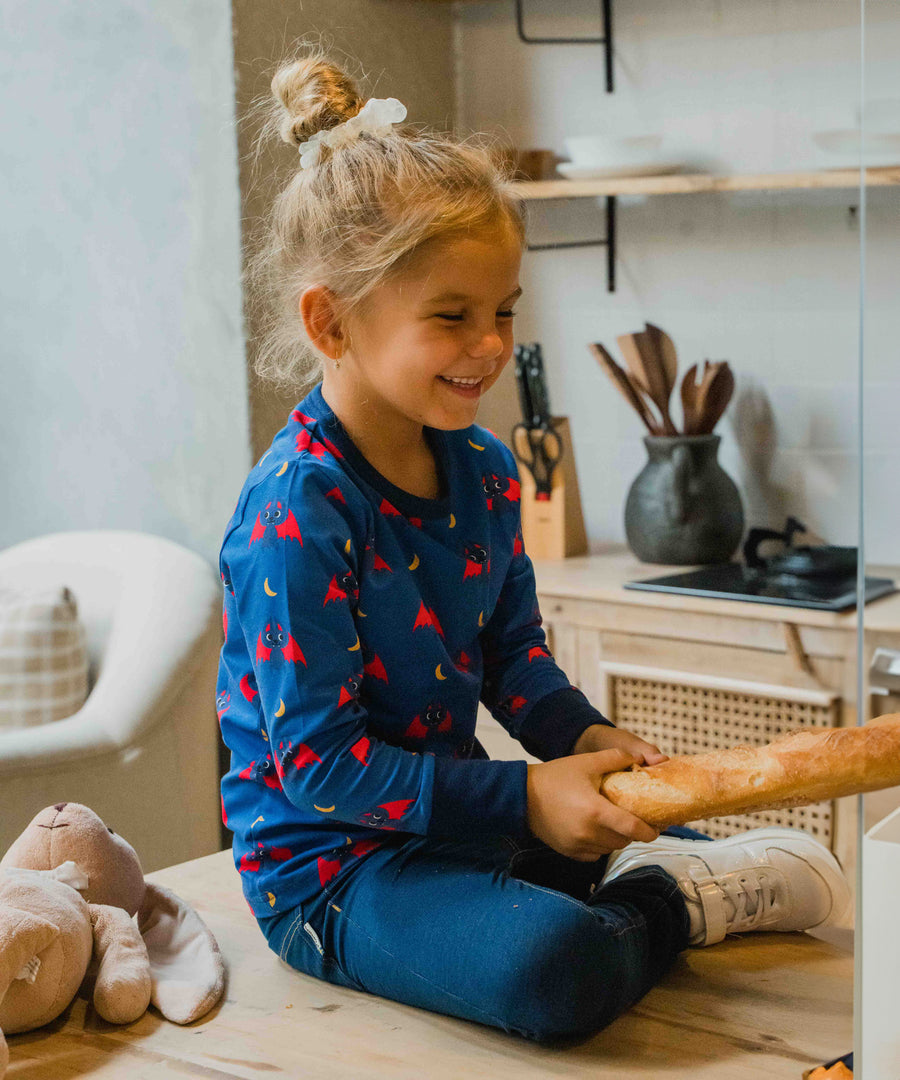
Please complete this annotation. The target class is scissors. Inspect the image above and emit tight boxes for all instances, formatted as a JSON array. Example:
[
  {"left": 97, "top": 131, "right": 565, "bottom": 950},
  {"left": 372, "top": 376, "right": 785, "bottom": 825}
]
[
  {"left": 512, "top": 344, "right": 563, "bottom": 501},
  {"left": 512, "top": 421, "right": 563, "bottom": 501}
]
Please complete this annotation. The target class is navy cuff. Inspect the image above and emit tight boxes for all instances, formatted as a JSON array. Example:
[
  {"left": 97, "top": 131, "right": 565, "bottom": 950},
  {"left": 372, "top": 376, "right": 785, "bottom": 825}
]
[
  {"left": 517, "top": 686, "right": 614, "bottom": 761},
  {"left": 429, "top": 757, "right": 530, "bottom": 840}
]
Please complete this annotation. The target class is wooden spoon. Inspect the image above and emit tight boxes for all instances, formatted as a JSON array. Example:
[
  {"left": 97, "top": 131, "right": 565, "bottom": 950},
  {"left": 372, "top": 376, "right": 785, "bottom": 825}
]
[
  {"left": 696, "top": 362, "right": 735, "bottom": 433},
  {"left": 691, "top": 360, "right": 721, "bottom": 434},
  {"left": 589, "top": 343, "right": 663, "bottom": 434},
  {"left": 617, "top": 330, "right": 678, "bottom": 435},
  {"left": 680, "top": 362, "right": 700, "bottom": 435}
]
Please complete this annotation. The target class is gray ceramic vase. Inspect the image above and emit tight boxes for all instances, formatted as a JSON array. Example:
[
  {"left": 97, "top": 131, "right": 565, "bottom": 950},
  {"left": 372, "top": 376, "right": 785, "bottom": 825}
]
[{"left": 624, "top": 434, "right": 745, "bottom": 565}]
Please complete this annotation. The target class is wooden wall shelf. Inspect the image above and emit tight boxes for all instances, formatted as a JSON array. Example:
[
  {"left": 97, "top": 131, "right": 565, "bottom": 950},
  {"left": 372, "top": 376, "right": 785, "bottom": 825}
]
[{"left": 508, "top": 165, "right": 900, "bottom": 201}]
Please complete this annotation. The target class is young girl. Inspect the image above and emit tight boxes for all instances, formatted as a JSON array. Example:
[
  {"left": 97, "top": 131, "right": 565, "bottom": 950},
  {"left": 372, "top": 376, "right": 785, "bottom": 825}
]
[{"left": 216, "top": 51, "right": 850, "bottom": 1042}]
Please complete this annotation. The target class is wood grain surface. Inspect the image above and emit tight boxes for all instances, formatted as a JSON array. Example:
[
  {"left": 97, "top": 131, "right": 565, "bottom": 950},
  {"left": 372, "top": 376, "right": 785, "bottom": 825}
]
[{"left": 5, "top": 848, "right": 852, "bottom": 1079}]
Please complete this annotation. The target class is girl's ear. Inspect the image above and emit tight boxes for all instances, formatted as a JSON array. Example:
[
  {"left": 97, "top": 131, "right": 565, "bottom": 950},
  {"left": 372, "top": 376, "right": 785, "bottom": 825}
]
[{"left": 300, "top": 285, "right": 345, "bottom": 360}]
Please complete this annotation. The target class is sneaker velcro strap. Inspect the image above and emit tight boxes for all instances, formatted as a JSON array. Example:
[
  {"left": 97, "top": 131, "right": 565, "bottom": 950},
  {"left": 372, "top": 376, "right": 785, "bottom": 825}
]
[{"left": 689, "top": 869, "right": 728, "bottom": 946}]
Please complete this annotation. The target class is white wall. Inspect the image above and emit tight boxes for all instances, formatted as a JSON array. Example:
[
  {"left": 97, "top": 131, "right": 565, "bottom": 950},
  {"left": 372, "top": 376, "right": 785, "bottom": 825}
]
[
  {"left": 0, "top": 0, "right": 248, "bottom": 567},
  {"left": 456, "top": 0, "right": 900, "bottom": 564}
]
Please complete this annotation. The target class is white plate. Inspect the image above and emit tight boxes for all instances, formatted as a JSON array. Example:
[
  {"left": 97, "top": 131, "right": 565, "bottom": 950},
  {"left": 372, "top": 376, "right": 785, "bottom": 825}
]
[{"left": 556, "top": 161, "right": 684, "bottom": 180}]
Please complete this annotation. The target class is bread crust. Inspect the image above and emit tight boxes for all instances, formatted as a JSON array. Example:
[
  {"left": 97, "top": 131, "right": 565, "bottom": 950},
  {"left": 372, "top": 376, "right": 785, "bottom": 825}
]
[{"left": 598, "top": 712, "right": 900, "bottom": 828}]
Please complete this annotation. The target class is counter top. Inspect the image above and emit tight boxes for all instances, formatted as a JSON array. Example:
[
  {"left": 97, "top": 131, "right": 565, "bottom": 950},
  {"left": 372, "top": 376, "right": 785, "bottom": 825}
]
[{"left": 532, "top": 547, "right": 900, "bottom": 632}]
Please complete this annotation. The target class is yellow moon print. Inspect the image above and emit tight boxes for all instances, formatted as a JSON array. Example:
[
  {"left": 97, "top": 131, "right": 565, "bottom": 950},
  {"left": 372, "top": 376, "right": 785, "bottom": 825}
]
[
  {"left": 258, "top": 449, "right": 272, "bottom": 466},
  {"left": 468, "top": 439, "right": 485, "bottom": 451},
  {"left": 274, "top": 699, "right": 285, "bottom": 717},
  {"left": 478, "top": 610, "right": 484, "bottom": 627},
  {"left": 314, "top": 804, "right": 336, "bottom": 813},
  {"left": 268, "top": 892, "right": 277, "bottom": 907},
  {"left": 348, "top": 635, "right": 360, "bottom": 651},
  {"left": 276, "top": 461, "right": 289, "bottom": 477},
  {"left": 435, "top": 664, "right": 447, "bottom": 680},
  {"left": 264, "top": 578, "right": 277, "bottom": 597},
  {"left": 345, "top": 538, "right": 352, "bottom": 554},
  {"left": 358, "top": 609, "right": 367, "bottom": 618},
  {"left": 252, "top": 815, "right": 265, "bottom": 827},
  {"left": 449, "top": 514, "right": 456, "bottom": 528},
  {"left": 408, "top": 553, "right": 419, "bottom": 571}
]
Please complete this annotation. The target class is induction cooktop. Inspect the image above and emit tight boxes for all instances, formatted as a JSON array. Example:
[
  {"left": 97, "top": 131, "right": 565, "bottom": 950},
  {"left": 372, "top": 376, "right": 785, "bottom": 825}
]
[{"left": 625, "top": 563, "right": 897, "bottom": 612}]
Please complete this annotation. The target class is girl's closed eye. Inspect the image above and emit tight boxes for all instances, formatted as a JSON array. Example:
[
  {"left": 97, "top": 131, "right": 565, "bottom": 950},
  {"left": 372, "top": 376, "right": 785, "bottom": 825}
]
[{"left": 435, "top": 309, "right": 517, "bottom": 322}]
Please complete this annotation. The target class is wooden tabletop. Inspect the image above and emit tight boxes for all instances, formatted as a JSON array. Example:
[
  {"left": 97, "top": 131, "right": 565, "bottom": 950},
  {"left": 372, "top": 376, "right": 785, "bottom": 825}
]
[{"left": 7, "top": 848, "right": 853, "bottom": 1079}]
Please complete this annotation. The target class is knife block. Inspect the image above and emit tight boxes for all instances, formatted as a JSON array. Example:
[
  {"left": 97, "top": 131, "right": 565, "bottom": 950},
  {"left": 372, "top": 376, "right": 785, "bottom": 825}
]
[{"left": 513, "top": 416, "right": 588, "bottom": 560}]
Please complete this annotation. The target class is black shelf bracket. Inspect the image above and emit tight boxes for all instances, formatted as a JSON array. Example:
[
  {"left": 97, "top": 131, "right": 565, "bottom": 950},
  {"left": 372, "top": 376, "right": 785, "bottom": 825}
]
[
  {"left": 514, "top": 0, "right": 613, "bottom": 92},
  {"left": 526, "top": 195, "right": 617, "bottom": 292}
]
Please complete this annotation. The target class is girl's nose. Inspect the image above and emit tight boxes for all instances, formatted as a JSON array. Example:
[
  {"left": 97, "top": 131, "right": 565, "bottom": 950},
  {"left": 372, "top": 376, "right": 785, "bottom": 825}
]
[{"left": 469, "top": 328, "right": 504, "bottom": 359}]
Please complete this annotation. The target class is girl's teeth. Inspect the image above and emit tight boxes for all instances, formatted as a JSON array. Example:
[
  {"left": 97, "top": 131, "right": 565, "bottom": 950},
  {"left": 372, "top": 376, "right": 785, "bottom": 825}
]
[{"left": 443, "top": 377, "right": 481, "bottom": 386}]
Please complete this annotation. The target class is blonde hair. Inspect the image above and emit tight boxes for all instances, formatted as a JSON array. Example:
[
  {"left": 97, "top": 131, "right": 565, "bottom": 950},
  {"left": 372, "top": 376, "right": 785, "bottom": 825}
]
[{"left": 244, "top": 49, "right": 526, "bottom": 392}]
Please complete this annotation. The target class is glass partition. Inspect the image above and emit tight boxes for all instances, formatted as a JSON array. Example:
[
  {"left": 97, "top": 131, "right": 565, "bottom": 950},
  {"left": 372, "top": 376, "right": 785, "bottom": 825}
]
[{"left": 858, "top": 2, "right": 900, "bottom": 1075}]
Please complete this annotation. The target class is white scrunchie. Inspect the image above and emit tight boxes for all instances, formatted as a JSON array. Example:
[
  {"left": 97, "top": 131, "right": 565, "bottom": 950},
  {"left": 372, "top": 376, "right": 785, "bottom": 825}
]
[{"left": 297, "top": 97, "right": 408, "bottom": 170}]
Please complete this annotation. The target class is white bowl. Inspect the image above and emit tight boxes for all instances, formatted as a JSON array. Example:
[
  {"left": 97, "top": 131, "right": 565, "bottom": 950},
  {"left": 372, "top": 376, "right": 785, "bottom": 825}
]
[{"left": 563, "top": 134, "right": 662, "bottom": 168}]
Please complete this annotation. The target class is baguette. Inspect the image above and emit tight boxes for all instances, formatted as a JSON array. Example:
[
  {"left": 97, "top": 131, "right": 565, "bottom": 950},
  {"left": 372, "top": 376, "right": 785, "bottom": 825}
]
[{"left": 598, "top": 712, "right": 900, "bottom": 829}]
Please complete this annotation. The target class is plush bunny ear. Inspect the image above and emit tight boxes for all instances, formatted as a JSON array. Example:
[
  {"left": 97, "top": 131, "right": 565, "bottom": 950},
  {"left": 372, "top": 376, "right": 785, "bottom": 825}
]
[{"left": 137, "top": 882, "right": 226, "bottom": 1025}]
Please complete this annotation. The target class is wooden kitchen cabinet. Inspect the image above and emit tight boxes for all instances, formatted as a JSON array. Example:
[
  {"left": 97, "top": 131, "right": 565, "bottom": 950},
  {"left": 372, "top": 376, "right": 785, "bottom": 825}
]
[{"left": 477, "top": 547, "right": 900, "bottom": 902}]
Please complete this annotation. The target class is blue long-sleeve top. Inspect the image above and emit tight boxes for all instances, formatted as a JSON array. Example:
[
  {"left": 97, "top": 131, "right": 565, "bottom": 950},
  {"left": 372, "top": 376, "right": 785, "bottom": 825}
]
[{"left": 217, "top": 383, "right": 613, "bottom": 918}]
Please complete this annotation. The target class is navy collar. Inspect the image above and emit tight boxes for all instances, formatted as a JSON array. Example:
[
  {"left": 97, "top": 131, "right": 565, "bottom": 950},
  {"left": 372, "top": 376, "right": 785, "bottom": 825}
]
[{"left": 298, "top": 383, "right": 453, "bottom": 520}]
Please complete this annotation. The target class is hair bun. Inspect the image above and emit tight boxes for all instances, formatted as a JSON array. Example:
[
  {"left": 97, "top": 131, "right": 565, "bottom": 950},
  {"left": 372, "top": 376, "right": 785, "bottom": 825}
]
[{"left": 271, "top": 54, "right": 364, "bottom": 147}]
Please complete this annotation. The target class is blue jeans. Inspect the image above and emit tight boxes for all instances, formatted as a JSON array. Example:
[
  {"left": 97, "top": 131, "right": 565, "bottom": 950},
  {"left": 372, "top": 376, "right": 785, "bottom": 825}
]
[{"left": 258, "top": 825, "right": 708, "bottom": 1042}]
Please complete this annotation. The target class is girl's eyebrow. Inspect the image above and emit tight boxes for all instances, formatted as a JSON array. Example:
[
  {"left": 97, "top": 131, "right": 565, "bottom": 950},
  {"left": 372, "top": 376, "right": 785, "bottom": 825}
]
[{"left": 426, "top": 286, "right": 523, "bottom": 305}]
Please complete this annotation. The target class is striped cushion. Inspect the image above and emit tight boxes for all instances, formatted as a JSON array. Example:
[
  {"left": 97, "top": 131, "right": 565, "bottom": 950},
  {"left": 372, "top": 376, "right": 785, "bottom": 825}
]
[{"left": 0, "top": 585, "right": 90, "bottom": 728}]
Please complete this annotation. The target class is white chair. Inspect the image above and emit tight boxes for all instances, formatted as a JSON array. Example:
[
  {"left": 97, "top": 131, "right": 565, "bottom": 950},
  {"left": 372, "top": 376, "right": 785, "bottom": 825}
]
[{"left": 0, "top": 531, "right": 224, "bottom": 872}]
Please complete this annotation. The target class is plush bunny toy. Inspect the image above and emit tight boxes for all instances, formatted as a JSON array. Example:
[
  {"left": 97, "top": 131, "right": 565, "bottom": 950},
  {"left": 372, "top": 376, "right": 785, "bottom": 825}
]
[{"left": 0, "top": 802, "right": 226, "bottom": 1076}]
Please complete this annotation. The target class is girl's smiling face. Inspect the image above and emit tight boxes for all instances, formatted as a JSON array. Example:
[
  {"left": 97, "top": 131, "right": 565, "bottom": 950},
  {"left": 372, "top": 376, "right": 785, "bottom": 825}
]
[{"left": 338, "top": 221, "right": 523, "bottom": 434}]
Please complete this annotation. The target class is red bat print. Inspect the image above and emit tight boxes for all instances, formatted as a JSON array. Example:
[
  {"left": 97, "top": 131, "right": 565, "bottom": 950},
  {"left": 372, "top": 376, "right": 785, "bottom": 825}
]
[
  {"left": 405, "top": 704, "right": 453, "bottom": 739},
  {"left": 412, "top": 603, "right": 444, "bottom": 636},
  {"left": 221, "top": 795, "right": 227, "bottom": 827},
  {"left": 256, "top": 624, "right": 306, "bottom": 665},
  {"left": 351, "top": 839, "right": 382, "bottom": 858},
  {"left": 222, "top": 606, "right": 228, "bottom": 640},
  {"left": 216, "top": 691, "right": 231, "bottom": 720},
  {"left": 513, "top": 532, "right": 524, "bottom": 556},
  {"left": 248, "top": 503, "right": 303, "bottom": 547},
  {"left": 408, "top": 517, "right": 422, "bottom": 529},
  {"left": 291, "top": 410, "right": 315, "bottom": 424},
  {"left": 379, "top": 498, "right": 401, "bottom": 517},
  {"left": 321, "top": 436, "right": 343, "bottom": 459},
  {"left": 269, "top": 846, "right": 293, "bottom": 862},
  {"left": 359, "top": 799, "right": 415, "bottom": 828},
  {"left": 350, "top": 735, "right": 371, "bottom": 766},
  {"left": 373, "top": 553, "right": 392, "bottom": 572},
  {"left": 239, "top": 852, "right": 260, "bottom": 873},
  {"left": 364, "top": 654, "right": 388, "bottom": 682},
  {"left": 502, "top": 695, "right": 528, "bottom": 715},
  {"left": 239, "top": 673, "right": 258, "bottom": 703},
  {"left": 239, "top": 755, "right": 282, "bottom": 790},
  {"left": 506, "top": 477, "right": 521, "bottom": 502},
  {"left": 528, "top": 646, "right": 551, "bottom": 663},
  {"left": 281, "top": 634, "right": 307, "bottom": 664},
  {"left": 337, "top": 673, "right": 361, "bottom": 707},
  {"left": 318, "top": 855, "right": 342, "bottom": 886},
  {"left": 324, "top": 576, "right": 348, "bottom": 605},
  {"left": 295, "top": 427, "right": 327, "bottom": 458},
  {"left": 455, "top": 651, "right": 471, "bottom": 672},
  {"left": 325, "top": 486, "right": 346, "bottom": 504},
  {"left": 275, "top": 741, "right": 321, "bottom": 781}
]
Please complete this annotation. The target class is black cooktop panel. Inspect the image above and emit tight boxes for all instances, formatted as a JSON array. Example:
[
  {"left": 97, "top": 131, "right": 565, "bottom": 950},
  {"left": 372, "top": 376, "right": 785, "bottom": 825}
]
[{"left": 625, "top": 563, "right": 897, "bottom": 612}]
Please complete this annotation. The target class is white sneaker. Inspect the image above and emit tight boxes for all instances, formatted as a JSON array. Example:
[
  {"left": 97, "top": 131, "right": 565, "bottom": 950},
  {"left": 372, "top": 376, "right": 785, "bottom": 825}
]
[{"left": 598, "top": 827, "right": 851, "bottom": 947}]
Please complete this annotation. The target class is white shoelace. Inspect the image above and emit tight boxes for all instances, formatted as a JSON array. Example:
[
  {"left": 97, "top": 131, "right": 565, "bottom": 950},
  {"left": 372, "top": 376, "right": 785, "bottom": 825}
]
[{"left": 719, "top": 869, "right": 777, "bottom": 933}]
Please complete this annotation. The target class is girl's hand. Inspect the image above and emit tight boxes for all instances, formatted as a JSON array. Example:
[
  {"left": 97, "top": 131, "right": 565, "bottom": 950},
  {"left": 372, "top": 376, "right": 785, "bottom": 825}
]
[
  {"left": 572, "top": 723, "right": 669, "bottom": 766},
  {"left": 525, "top": 749, "right": 660, "bottom": 861}
]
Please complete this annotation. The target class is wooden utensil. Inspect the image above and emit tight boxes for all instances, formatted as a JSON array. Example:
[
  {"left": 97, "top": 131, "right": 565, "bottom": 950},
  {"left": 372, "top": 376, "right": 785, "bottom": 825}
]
[
  {"left": 617, "top": 330, "right": 678, "bottom": 435},
  {"left": 691, "top": 360, "right": 722, "bottom": 434},
  {"left": 680, "top": 362, "right": 700, "bottom": 434},
  {"left": 589, "top": 343, "right": 663, "bottom": 434},
  {"left": 696, "top": 361, "right": 735, "bottom": 433}
]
